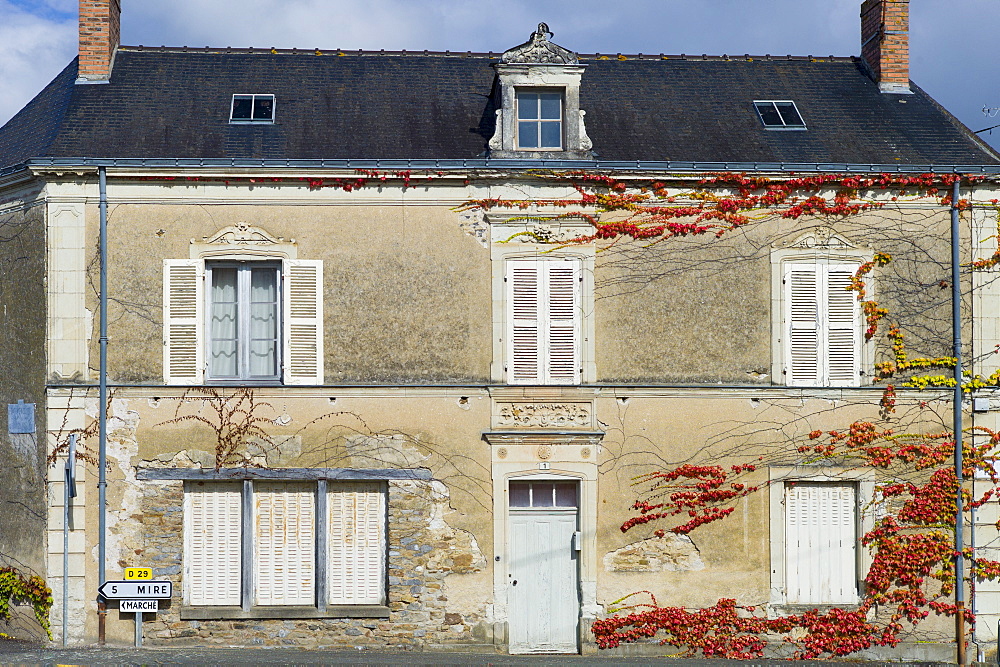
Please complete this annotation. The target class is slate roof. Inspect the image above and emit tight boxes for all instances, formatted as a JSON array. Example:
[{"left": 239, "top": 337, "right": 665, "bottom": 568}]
[{"left": 0, "top": 47, "right": 996, "bottom": 170}]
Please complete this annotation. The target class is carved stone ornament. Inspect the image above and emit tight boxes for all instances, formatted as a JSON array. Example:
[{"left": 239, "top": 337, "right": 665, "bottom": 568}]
[
  {"left": 496, "top": 447, "right": 508, "bottom": 460},
  {"left": 198, "top": 223, "right": 289, "bottom": 247},
  {"left": 536, "top": 444, "right": 553, "bottom": 460},
  {"left": 580, "top": 447, "right": 591, "bottom": 459},
  {"left": 786, "top": 227, "right": 854, "bottom": 249},
  {"left": 496, "top": 402, "right": 591, "bottom": 429},
  {"left": 500, "top": 23, "right": 579, "bottom": 65}
]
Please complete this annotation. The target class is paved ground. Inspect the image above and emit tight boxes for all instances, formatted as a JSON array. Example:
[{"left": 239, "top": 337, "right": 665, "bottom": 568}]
[{"left": 0, "top": 640, "right": 961, "bottom": 667}]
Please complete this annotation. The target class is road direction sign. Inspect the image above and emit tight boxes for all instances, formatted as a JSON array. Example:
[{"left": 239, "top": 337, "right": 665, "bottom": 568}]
[
  {"left": 99, "top": 580, "right": 172, "bottom": 599},
  {"left": 124, "top": 567, "right": 152, "bottom": 580},
  {"left": 120, "top": 600, "right": 158, "bottom": 612}
]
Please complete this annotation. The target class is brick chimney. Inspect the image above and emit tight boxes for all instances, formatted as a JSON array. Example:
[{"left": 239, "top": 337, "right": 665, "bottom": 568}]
[
  {"left": 77, "top": 0, "right": 121, "bottom": 83},
  {"left": 860, "top": 0, "right": 910, "bottom": 93}
]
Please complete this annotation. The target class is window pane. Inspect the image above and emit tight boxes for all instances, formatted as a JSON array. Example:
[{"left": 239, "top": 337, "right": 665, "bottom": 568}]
[
  {"left": 755, "top": 102, "right": 782, "bottom": 127},
  {"left": 539, "top": 93, "right": 561, "bottom": 120},
  {"left": 518, "top": 121, "right": 539, "bottom": 148},
  {"left": 540, "top": 121, "right": 562, "bottom": 149},
  {"left": 517, "top": 92, "right": 538, "bottom": 120},
  {"left": 253, "top": 95, "right": 274, "bottom": 121},
  {"left": 533, "top": 482, "right": 555, "bottom": 507},
  {"left": 776, "top": 102, "right": 804, "bottom": 127},
  {"left": 509, "top": 483, "right": 531, "bottom": 507},
  {"left": 554, "top": 483, "right": 578, "bottom": 507},
  {"left": 231, "top": 96, "right": 253, "bottom": 120},
  {"left": 209, "top": 268, "right": 239, "bottom": 377},
  {"left": 249, "top": 268, "right": 278, "bottom": 376}
]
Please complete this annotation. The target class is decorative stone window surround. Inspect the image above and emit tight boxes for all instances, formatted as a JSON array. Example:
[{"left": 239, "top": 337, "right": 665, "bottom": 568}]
[
  {"left": 488, "top": 212, "right": 596, "bottom": 385},
  {"left": 769, "top": 228, "right": 873, "bottom": 387},
  {"left": 489, "top": 24, "right": 593, "bottom": 160},
  {"left": 768, "top": 465, "right": 876, "bottom": 611}
]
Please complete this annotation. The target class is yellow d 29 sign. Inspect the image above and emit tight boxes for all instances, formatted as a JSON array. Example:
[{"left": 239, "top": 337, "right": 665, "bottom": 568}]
[{"left": 124, "top": 567, "right": 153, "bottom": 580}]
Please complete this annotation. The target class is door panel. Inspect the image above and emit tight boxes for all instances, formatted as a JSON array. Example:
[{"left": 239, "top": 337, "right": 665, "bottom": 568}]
[{"left": 509, "top": 511, "right": 579, "bottom": 653}]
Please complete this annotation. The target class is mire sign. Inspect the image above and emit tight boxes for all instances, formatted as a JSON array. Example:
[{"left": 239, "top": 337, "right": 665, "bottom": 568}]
[{"left": 99, "top": 580, "right": 172, "bottom": 599}]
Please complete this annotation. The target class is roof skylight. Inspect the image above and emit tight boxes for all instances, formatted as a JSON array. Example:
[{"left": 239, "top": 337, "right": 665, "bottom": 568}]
[
  {"left": 753, "top": 101, "right": 806, "bottom": 130},
  {"left": 230, "top": 94, "right": 275, "bottom": 123}
]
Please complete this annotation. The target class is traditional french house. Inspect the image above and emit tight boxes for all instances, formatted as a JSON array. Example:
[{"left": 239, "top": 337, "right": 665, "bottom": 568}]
[{"left": 3, "top": 0, "right": 1000, "bottom": 659}]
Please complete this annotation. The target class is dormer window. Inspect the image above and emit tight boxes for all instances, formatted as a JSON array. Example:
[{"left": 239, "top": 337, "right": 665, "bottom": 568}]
[
  {"left": 489, "top": 24, "right": 592, "bottom": 160},
  {"left": 230, "top": 94, "right": 275, "bottom": 123},
  {"left": 516, "top": 90, "right": 563, "bottom": 150},
  {"left": 754, "top": 100, "right": 806, "bottom": 130}
]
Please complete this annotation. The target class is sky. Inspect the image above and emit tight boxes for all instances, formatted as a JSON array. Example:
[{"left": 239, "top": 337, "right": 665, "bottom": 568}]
[{"left": 1, "top": 0, "right": 998, "bottom": 150}]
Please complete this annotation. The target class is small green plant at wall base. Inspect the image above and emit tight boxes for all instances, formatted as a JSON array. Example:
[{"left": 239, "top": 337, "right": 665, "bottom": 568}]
[{"left": 0, "top": 567, "right": 52, "bottom": 639}]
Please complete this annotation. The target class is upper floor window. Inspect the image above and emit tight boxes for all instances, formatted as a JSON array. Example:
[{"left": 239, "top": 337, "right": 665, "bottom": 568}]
[
  {"left": 207, "top": 262, "right": 280, "bottom": 382},
  {"left": 516, "top": 90, "right": 563, "bottom": 150},
  {"left": 505, "top": 258, "right": 581, "bottom": 384},
  {"left": 754, "top": 100, "right": 806, "bottom": 130},
  {"left": 230, "top": 94, "right": 275, "bottom": 123},
  {"left": 782, "top": 262, "right": 860, "bottom": 386},
  {"left": 164, "top": 249, "right": 323, "bottom": 386}
]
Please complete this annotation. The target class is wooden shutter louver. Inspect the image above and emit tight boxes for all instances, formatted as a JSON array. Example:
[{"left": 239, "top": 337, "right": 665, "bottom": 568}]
[
  {"left": 254, "top": 482, "right": 316, "bottom": 606},
  {"left": 328, "top": 483, "right": 386, "bottom": 605},
  {"left": 283, "top": 260, "right": 324, "bottom": 385},
  {"left": 163, "top": 260, "right": 204, "bottom": 384},
  {"left": 546, "top": 264, "right": 580, "bottom": 382},
  {"left": 786, "top": 265, "right": 820, "bottom": 386},
  {"left": 826, "top": 267, "right": 860, "bottom": 386},
  {"left": 509, "top": 262, "right": 540, "bottom": 382},
  {"left": 785, "top": 482, "right": 857, "bottom": 604},
  {"left": 185, "top": 483, "right": 241, "bottom": 606}
]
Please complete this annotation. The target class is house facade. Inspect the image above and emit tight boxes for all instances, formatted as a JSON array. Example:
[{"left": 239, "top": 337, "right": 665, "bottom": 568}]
[{"left": 2, "top": 0, "right": 1000, "bottom": 658}]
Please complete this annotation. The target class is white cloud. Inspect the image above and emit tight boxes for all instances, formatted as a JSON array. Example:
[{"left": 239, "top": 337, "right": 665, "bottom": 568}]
[{"left": 0, "top": 1, "right": 76, "bottom": 125}]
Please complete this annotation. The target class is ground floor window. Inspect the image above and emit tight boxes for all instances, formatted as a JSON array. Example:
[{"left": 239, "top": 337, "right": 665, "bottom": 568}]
[
  {"left": 784, "top": 481, "right": 857, "bottom": 604},
  {"left": 183, "top": 480, "right": 386, "bottom": 608}
]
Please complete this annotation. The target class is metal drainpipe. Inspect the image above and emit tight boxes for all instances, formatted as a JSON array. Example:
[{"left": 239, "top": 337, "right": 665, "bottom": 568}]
[
  {"left": 97, "top": 166, "right": 108, "bottom": 644},
  {"left": 952, "top": 176, "right": 966, "bottom": 665}
]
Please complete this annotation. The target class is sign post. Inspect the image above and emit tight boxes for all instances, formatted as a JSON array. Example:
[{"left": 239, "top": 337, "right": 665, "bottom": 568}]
[
  {"left": 99, "top": 573, "right": 169, "bottom": 648},
  {"left": 62, "top": 434, "right": 77, "bottom": 647}
]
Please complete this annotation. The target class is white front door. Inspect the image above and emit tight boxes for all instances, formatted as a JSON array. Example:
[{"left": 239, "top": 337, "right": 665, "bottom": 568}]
[{"left": 508, "top": 481, "right": 579, "bottom": 654}]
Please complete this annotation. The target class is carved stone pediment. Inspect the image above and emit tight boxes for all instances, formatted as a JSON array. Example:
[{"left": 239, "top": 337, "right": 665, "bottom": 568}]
[
  {"left": 786, "top": 227, "right": 855, "bottom": 250},
  {"left": 199, "top": 223, "right": 289, "bottom": 246},
  {"left": 501, "top": 23, "right": 578, "bottom": 65},
  {"left": 190, "top": 223, "right": 298, "bottom": 259}
]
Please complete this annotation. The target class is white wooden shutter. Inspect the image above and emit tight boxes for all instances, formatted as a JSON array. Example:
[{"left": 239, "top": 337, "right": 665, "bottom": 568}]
[
  {"left": 254, "top": 482, "right": 316, "bottom": 606},
  {"left": 506, "top": 259, "right": 582, "bottom": 385},
  {"left": 785, "top": 264, "right": 820, "bottom": 386},
  {"left": 282, "top": 260, "right": 324, "bottom": 385},
  {"left": 826, "top": 266, "right": 861, "bottom": 387},
  {"left": 185, "top": 483, "right": 241, "bottom": 606},
  {"left": 507, "top": 261, "right": 541, "bottom": 383},
  {"left": 545, "top": 262, "right": 581, "bottom": 384},
  {"left": 785, "top": 482, "right": 857, "bottom": 604},
  {"left": 328, "top": 483, "right": 386, "bottom": 605},
  {"left": 163, "top": 259, "right": 204, "bottom": 384}
]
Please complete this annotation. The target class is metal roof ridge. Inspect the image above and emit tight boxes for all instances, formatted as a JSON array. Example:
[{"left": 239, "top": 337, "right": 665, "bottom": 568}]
[
  {"left": 116, "top": 45, "right": 857, "bottom": 62},
  {"left": 20, "top": 156, "right": 1000, "bottom": 174}
]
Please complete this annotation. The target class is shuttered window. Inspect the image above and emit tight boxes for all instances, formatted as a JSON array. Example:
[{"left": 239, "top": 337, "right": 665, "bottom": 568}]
[
  {"left": 506, "top": 258, "right": 582, "bottom": 384},
  {"left": 184, "top": 482, "right": 242, "bottom": 606},
  {"left": 254, "top": 482, "right": 316, "bottom": 606},
  {"left": 328, "top": 483, "right": 386, "bottom": 605},
  {"left": 785, "top": 482, "right": 858, "bottom": 604},
  {"left": 783, "top": 262, "right": 861, "bottom": 387},
  {"left": 183, "top": 480, "right": 387, "bottom": 610},
  {"left": 163, "top": 258, "right": 323, "bottom": 385}
]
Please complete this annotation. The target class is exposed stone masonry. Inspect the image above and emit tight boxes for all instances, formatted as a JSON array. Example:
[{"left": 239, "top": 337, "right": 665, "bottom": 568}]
[{"left": 134, "top": 478, "right": 490, "bottom": 649}]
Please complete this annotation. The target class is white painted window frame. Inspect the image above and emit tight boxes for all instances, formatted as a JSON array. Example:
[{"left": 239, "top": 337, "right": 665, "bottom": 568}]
[
  {"left": 768, "top": 466, "right": 876, "bottom": 609},
  {"left": 164, "top": 241, "right": 323, "bottom": 385},
  {"left": 770, "top": 236, "right": 872, "bottom": 387},
  {"left": 230, "top": 93, "right": 276, "bottom": 124},
  {"left": 515, "top": 89, "right": 564, "bottom": 151}
]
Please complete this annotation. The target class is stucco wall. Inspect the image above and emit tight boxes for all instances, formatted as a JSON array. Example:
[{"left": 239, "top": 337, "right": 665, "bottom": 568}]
[{"left": 0, "top": 196, "right": 48, "bottom": 639}]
